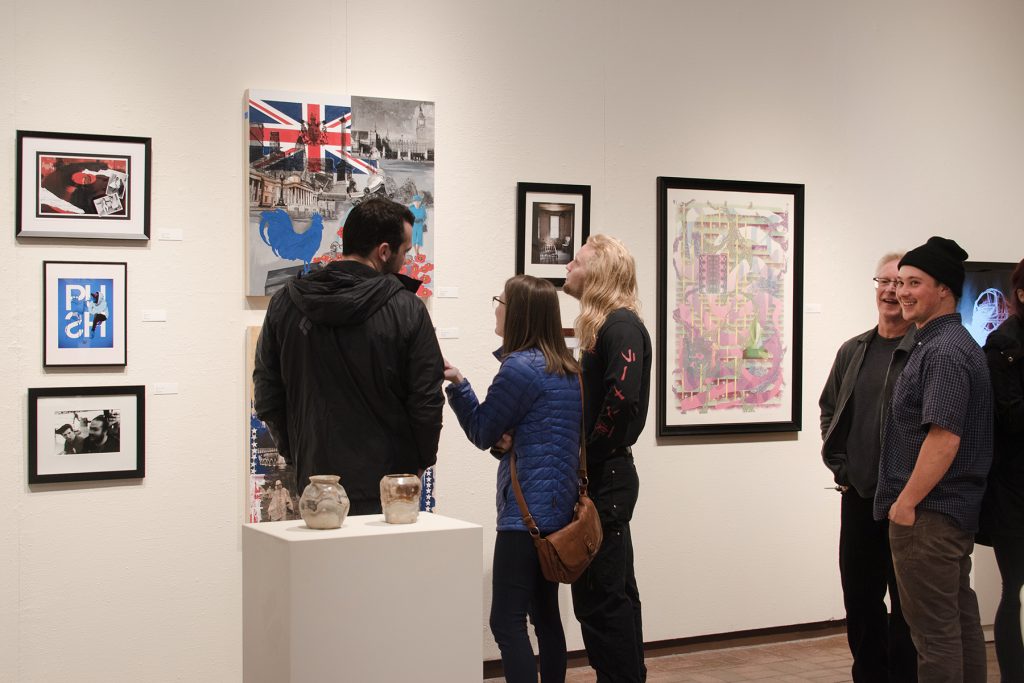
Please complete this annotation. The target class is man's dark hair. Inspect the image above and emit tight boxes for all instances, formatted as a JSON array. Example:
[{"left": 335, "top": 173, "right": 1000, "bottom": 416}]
[
  {"left": 55, "top": 424, "right": 73, "bottom": 435},
  {"left": 341, "top": 198, "right": 415, "bottom": 257},
  {"left": 90, "top": 416, "right": 109, "bottom": 435}
]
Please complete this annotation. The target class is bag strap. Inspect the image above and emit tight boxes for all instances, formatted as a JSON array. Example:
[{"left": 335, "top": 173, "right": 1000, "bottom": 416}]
[
  {"left": 509, "top": 452, "right": 541, "bottom": 538},
  {"left": 575, "top": 374, "right": 589, "bottom": 497},
  {"left": 509, "top": 373, "right": 589, "bottom": 538}
]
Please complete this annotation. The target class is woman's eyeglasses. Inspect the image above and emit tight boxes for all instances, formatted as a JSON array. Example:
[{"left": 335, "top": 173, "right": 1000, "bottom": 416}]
[{"left": 492, "top": 296, "right": 506, "bottom": 308}]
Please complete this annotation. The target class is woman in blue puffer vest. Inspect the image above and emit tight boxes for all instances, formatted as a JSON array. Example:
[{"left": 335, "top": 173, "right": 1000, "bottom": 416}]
[{"left": 445, "top": 274, "right": 582, "bottom": 683}]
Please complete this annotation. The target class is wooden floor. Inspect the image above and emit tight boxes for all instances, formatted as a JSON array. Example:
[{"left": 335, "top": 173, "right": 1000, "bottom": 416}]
[{"left": 485, "top": 634, "right": 1002, "bottom": 682}]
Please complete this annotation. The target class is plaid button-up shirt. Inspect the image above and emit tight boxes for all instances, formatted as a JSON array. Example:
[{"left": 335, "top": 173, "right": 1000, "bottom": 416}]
[{"left": 874, "top": 313, "right": 993, "bottom": 532}]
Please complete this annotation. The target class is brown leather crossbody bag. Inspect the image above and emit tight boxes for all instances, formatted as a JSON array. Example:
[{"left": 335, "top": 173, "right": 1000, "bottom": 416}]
[{"left": 508, "top": 375, "right": 603, "bottom": 583}]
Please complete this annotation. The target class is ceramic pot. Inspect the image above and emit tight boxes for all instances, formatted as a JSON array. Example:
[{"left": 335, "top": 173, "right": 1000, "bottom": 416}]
[
  {"left": 299, "top": 475, "right": 350, "bottom": 529},
  {"left": 380, "top": 473, "right": 421, "bottom": 524}
]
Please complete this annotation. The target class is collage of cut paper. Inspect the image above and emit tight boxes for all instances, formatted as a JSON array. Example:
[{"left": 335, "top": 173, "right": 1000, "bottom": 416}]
[{"left": 245, "top": 89, "right": 436, "bottom": 299}]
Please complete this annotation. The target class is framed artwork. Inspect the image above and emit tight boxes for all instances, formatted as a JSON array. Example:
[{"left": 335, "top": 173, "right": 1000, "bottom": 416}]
[
  {"left": 16, "top": 130, "right": 151, "bottom": 240},
  {"left": 657, "top": 176, "right": 804, "bottom": 436},
  {"left": 245, "top": 325, "right": 437, "bottom": 521},
  {"left": 43, "top": 261, "right": 127, "bottom": 367},
  {"left": 959, "top": 261, "right": 1017, "bottom": 347},
  {"left": 28, "top": 385, "right": 145, "bottom": 484},
  {"left": 246, "top": 90, "right": 435, "bottom": 298},
  {"left": 516, "top": 182, "right": 590, "bottom": 287}
]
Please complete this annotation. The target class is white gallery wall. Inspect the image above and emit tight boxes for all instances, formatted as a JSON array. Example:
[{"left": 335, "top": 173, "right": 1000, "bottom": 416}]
[{"left": 3, "top": 0, "right": 1022, "bottom": 680}]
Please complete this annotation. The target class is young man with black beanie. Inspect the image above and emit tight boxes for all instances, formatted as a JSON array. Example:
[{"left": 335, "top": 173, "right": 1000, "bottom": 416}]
[{"left": 874, "top": 236, "right": 993, "bottom": 683}]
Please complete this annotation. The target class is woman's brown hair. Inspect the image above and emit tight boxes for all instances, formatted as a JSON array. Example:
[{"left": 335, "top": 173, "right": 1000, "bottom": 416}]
[{"left": 501, "top": 275, "right": 580, "bottom": 377}]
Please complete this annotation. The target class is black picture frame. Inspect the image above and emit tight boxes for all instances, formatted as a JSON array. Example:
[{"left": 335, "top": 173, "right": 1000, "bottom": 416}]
[
  {"left": 28, "top": 385, "right": 145, "bottom": 484},
  {"left": 656, "top": 176, "right": 804, "bottom": 436},
  {"left": 16, "top": 130, "right": 151, "bottom": 240},
  {"left": 43, "top": 261, "right": 128, "bottom": 367},
  {"left": 515, "top": 182, "right": 591, "bottom": 287}
]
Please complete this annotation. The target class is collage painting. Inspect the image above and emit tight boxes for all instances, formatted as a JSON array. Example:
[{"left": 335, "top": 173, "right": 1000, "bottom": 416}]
[{"left": 246, "top": 90, "right": 436, "bottom": 299}]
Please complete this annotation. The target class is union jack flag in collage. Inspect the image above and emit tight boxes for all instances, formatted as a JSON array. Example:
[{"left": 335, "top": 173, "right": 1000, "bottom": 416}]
[{"left": 247, "top": 92, "right": 352, "bottom": 174}]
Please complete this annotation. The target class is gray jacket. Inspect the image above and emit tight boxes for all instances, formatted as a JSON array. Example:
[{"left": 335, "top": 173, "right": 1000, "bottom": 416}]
[{"left": 819, "top": 325, "right": 916, "bottom": 497}]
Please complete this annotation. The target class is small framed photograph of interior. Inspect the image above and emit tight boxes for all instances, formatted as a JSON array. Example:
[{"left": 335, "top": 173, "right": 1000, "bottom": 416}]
[
  {"left": 43, "top": 261, "right": 127, "bottom": 367},
  {"left": 515, "top": 182, "right": 591, "bottom": 287},
  {"left": 16, "top": 130, "right": 151, "bottom": 240},
  {"left": 28, "top": 385, "right": 145, "bottom": 484}
]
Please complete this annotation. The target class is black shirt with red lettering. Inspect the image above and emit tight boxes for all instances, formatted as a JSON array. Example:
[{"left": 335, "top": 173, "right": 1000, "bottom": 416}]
[{"left": 580, "top": 308, "right": 652, "bottom": 467}]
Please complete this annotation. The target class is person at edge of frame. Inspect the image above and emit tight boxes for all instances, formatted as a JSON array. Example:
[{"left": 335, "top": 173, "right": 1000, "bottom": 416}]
[{"left": 977, "top": 256, "right": 1024, "bottom": 682}]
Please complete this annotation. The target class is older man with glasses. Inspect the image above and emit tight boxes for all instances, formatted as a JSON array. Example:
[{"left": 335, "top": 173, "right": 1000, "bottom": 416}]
[{"left": 820, "top": 252, "right": 919, "bottom": 682}]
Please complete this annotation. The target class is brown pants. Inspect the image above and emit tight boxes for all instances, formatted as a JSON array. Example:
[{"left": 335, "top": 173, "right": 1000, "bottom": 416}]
[{"left": 889, "top": 509, "right": 987, "bottom": 682}]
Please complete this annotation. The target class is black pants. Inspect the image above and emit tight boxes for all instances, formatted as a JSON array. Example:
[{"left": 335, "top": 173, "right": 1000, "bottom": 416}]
[
  {"left": 993, "top": 536, "right": 1024, "bottom": 682},
  {"left": 839, "top": 490, "right": 917, "bottom": 682},
  {"left": 571, "top": 454, "right": 645, "bottom": 683},
  {"left": 490, "top": 531, "right": 566, "bottom": 683}
]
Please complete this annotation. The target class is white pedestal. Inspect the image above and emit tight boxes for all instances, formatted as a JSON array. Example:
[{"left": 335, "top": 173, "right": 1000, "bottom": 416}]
[{"left": 243, "top": 513, "right": 483, "bottom": 683}]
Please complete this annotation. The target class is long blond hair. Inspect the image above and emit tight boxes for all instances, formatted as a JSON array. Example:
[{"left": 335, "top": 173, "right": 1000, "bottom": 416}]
[{"left": 574, "top": 234, "right": 641, "bottom": 351}]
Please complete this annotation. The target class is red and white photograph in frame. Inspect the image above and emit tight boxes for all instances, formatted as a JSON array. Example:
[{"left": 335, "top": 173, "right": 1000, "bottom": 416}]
[{"left": 16, "top": 130, "right": 151, "bottom": 240}]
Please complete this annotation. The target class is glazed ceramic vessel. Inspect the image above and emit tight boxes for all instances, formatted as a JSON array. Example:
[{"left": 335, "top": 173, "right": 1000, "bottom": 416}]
[
  {"left": 299, "top": 475, "right": 350, "bottom": 529},
  {"left": 380, "top": 473, "right": 421, "bottom": 524}
]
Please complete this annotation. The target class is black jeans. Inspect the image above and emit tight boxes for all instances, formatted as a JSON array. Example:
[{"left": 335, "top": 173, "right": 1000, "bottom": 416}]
[
  {"left": 571, "top": 454, "right": 645, "bottom": 683},
  {"left": 992, "top": 536, "right": 1024, "bottom": 682},
  {"left": 491, "top": 530, "right": 566, "bottom": 683},
  {"left": 839, "top": 490, "right": 917, "bottom": 682}
]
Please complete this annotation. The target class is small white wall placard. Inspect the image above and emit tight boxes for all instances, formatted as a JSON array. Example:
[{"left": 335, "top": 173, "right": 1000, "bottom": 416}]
[{"left": 158, "top": 229, "right": 184, "bottom": 241}]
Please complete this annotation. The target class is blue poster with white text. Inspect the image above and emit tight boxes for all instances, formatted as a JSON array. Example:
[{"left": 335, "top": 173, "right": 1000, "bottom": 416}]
[{"left": 57, "top": 278, "right": 114, "bottom": 349}]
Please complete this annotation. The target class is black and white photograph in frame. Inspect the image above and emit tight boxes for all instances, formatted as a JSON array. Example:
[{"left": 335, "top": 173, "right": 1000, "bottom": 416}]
[
  {"left": 16, "top": 130, "right": 151, "bottom": 240},
  {"left": 43, "top": 261, "right": 127, "bottom": 367},
  {"left": 516, "top": 182, "right": 590, "bottom": 287},
  {"left": 28, "top": 385, "right": 145, "bottom": 484}
]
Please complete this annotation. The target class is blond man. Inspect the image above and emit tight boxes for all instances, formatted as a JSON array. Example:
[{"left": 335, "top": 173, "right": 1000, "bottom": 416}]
[{"left": 564, "top": 234, "right": 652, "bottom": 683}]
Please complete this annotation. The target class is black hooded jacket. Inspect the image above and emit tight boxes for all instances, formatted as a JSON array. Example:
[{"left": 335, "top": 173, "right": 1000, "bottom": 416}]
[{"left": 253, "top": 260, "right": 444, "bottom": 505}]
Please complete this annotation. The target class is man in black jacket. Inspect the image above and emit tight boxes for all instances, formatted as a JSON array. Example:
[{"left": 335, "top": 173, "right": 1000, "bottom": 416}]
[
  {"left": 819, "top": 252, "right": 917, "bottom": 683},
  {"left": 253, "top": 198, "right": 444, "bottom": 515}
]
